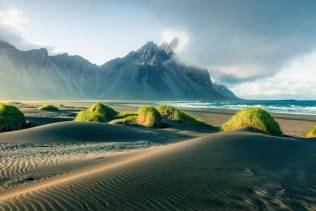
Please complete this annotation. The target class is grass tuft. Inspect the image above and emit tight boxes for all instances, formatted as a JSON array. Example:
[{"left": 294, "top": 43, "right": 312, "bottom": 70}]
[
  {"left": 156, "top": 104, "right": 206, "bottom": 126},
  {"left": 221, "top": 107, "right": 282, "bottom": 136},
  {"left": 0, "top": 103, "right": 26, "bottom": 132},
  {"left": 137, "top": 106, "right": 162, "bottom": 128},
  {"left": 304, "top": 125, "right": 316, "bottom": 137},
  {"left": 75, "top": 102, "right": 118, "bottom": 123},
  {"left": 38, "top": 104, "right": 59, "bottom": 111},
  {"left": 122, "top": 115, "right": 138, "bottom": 124}
]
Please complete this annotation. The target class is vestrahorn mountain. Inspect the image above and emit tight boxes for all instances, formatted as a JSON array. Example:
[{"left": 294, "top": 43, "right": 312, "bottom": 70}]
[{"left": 0, "top": 40, "right": 237, "bottom": 100}]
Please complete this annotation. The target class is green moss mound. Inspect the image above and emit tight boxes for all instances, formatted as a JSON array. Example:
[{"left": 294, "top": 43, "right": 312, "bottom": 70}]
[
  {"left": 122, "top": 115, "right": 138, "bottom": 124},
  {"left": 75, "top": 102, "right": 118, "bottom": 123},
  {"left": 157, "top": 104, "right": 206, "bottom": 126},
  {"left": 39, "top": 104, "right": 59, "bottom": 111},
  {"left": 305, "top": 125, "right": 316, "bottom": 137},
  {"left": 115, "top": 112, "right": 138, "bottom": 119},
  {"left": 137, "top": 106, "right": 162, "bottom": 128},
  {"left": 115, "top": 112, "right": 138, "bottom": 124},
  {"left": 0, "top": 103, "right": 26, "bottom": 132},
  {"left": 221, "top": 107, "right": 282, "bottom": 136}
]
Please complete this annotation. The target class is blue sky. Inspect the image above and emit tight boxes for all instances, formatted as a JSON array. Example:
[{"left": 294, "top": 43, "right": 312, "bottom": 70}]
[{"left": 0, "top": 0, "right": 316, "bottom": 99}]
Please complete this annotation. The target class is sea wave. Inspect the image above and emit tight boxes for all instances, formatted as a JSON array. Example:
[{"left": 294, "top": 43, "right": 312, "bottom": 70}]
[{"left": 158, "top": 100, "right": 316, "bottom": 116}]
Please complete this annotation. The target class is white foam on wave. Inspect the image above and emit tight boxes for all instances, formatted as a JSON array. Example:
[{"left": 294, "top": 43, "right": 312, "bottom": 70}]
[{"left": 166, "top": 101, "right": 316, "bottom": 116}]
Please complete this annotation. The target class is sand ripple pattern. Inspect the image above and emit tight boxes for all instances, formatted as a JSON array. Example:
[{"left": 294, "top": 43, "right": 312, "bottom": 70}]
[
  {"left": 0, "top": 141, "right": 152, "bottom": 191},
  {"left": 1, "top": 132, "right": 316, "bottom": 210}
]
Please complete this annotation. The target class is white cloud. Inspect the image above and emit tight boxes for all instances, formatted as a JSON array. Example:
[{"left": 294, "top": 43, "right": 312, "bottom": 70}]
[
  {"left": 212, "top": 64, "right": 265, "bottom": 80},
  {"left": 0, "top": 7, "right": 28, "bottom": 46},
  {"left": 0, "top": 6, "right": 67, "bottom": 55},
  {"left": 160, "top": 29, "right": 190, "bottom": 53},
  {"left": 0, "top": 8, "right": 28, "bottom": 29},
  {"left": 232, "top": 50, "right": 316, "bottom": 100}
]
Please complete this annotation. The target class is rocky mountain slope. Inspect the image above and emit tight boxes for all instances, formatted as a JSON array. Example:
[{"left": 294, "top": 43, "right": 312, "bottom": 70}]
[{"left": 0, "top": 40, "right": 237, "bottom": 100}]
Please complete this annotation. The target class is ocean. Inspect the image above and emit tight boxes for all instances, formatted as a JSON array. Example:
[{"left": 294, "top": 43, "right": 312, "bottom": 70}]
[{"left": 162, "top": 100, "right": 316, "bottom": 116}]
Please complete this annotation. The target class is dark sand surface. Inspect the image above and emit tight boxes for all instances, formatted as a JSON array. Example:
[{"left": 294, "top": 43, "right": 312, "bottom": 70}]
[
  {"left": 0, "top": 101, "right": 315, "bottom": 210},
  {"left": 1, "top": 131, "right": 316, "bottom": 210},
  {"left": 0, "top": 121, "right": 194, "bottom": 144}
]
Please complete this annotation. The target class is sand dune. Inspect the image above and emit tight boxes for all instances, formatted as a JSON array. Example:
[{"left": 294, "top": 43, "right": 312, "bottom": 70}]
[
  {"left": 1, "top": 131, "right": 316, "bottom": 210},
  {"left": 0, "top": 121, "right": 191, "bottom": 144}
]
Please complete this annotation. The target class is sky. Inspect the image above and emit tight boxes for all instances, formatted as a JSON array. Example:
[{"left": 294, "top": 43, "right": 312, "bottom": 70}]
[{"left": 0, "top": 0, "right": 316, "bottom": 100}]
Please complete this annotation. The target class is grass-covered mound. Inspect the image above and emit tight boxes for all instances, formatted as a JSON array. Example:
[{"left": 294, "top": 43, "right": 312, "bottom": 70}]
[
  {"left": 0, "top": 103, "right": 26, "bottom": 132},
  {"left": 221, "top": 107, "right": 282, "bottom": 136},
  {"left": 157, "top": 105, "right": 206, "bottom": 126},
  {"left": 137, "top": 106, "right": 162, "bottom": 128},
  {"left": 122, "top": 115, "right": 138, "bottom": 124},
  {"left": 115, "top": 112, "right": 138, "bottom": 119},
  {"left": 115, "top": 112, "right": 138, "bottom": 124},
  {"left": 39, "top": 104, "right": 59, "bottom": 111},
  {"left": 305, "top": 125, "right": 316, "bottom": 137},
  {"left": 75, "top": 102, "right": 118, "bottom": 123}
]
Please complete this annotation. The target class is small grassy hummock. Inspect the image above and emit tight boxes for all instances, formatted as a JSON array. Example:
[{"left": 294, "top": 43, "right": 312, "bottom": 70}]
[
  {"left": 39, "top": 104, "right": 59, "bottom": 111},
  {"left": 156, "top": 104, "right": 206, "bottom": 126},
  {"left": 115, "top": 112, "right": 138, "bottom": 124},
  {"left": 137, "top": 106, "right": 162, "bottom": 128},
  {"left": 221, "top": 107, "right": 282, "bottom": 136},
  {"left": 75, "top": 102, "right": 118, "bottom": 123},
  {"left": 115, "top": 112, "right": 138, "bottom": 119},
  {"left": 122, "top": 115, "right": 138, "bottom": 124},
  {"left": 305, "top": 125, "right": 316, "bottom": 138},
  {"left": 0, "top": 103, "right": 26, "bottom": 132}
]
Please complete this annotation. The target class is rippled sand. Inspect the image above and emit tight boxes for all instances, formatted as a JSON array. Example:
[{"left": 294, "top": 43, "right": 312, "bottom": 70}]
[
  {"left": 1, "top": 102, "right": 316, "bottom": 210},
  {"left": 1, "top": 131, "right": 316, "bottom": 210}
]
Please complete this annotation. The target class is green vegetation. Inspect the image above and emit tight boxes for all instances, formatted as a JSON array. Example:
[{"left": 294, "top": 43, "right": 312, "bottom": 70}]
[
  {"left": 38, "top": 104, "right": 59, "bottom": 111},
  {"left": 0, "top": 103, "right": 26, "bottom": 132},
  {"left": 137, "top": 106, "right": 162, "bottom": 128},
  {"left": 122, "top": 115, "right": 138, "bottom": 124},
  {"left": 221, "top": 107, "right": 282, "bottom": 136},
  {"left": 156, "top": 104, "right": 206, "bottom": 126},
  {"left": 75, "top": 102, "right": 118, "bottom": 123},
  {"left": 115, "top": 112, "right": 138, "bottom": 124},
  {"left": 115, "top": 112, "right": 138, "bottom": 119},
  {"left": 304, "top": 125, "right": 316, "bottom": 137}
]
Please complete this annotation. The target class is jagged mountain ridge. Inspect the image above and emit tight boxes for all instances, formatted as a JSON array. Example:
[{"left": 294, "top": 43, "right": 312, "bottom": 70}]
[{"left": 0, "top": 40, "right": 237, "bottom": 100}]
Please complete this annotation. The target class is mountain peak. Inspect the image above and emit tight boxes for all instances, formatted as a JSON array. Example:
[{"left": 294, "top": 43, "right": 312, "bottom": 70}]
[
  {"left": 140, "top": 41, "right": 159, "bottom": 51},
  {"left": 136, "top": 41, "right": 172, "bottom": 66},
  {"left": 160, "top": 38, "right": 179, "bottom": 54}
]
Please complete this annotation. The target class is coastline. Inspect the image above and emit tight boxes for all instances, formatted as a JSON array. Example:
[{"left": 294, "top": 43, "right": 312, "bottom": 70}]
[
  {"left": 2, "top": 100, "right": 315, "bottom": 137},
  {"left": 107, "top": 102, "right": 316, "bottom": 137}
]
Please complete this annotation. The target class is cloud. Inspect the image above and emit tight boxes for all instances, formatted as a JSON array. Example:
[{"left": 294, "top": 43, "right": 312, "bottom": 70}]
[
  {"left": 160, "top": 29, "right": 190, "bottom": 53},
  {"left": 0, "top": 7, "right": 29, "bottom": 47},
  {"left": 0, "top": 6, "right": 66, "bottom": 54},
  {"left": 144, "top": 0, "right": 316, "bottom": 85},
  {"left": 232, "top": 50, "right": 316, "bottom": 99},
  {"left": 0, "top": 8, "right": 28, "bottom": 28}
]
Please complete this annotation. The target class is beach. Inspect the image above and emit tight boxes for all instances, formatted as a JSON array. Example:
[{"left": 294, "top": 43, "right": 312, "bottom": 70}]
[
  {"left": 0, "top": 101, "right": 315, "bottom": 210},
  {"left": 108, "top": 102, "right": 316, "bottom": 137}
]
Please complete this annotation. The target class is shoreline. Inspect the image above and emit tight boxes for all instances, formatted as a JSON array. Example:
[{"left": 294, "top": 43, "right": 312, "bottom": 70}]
[
  {"left": 2, "top": 99, "right": 316, "bottom": 117},
  {"left": 2, "top": 100, "right": 315, "bottom": 137}
]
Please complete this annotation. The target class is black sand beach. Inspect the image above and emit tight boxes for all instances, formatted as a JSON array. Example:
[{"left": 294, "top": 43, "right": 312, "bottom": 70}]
[{"left": 0, "top": 101, "right": 315, "bottom": 210}]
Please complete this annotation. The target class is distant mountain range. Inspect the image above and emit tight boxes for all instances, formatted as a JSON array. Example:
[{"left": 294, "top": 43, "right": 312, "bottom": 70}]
[{"left": 0, "top": 40, "right": 237, "bottom": 100}]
